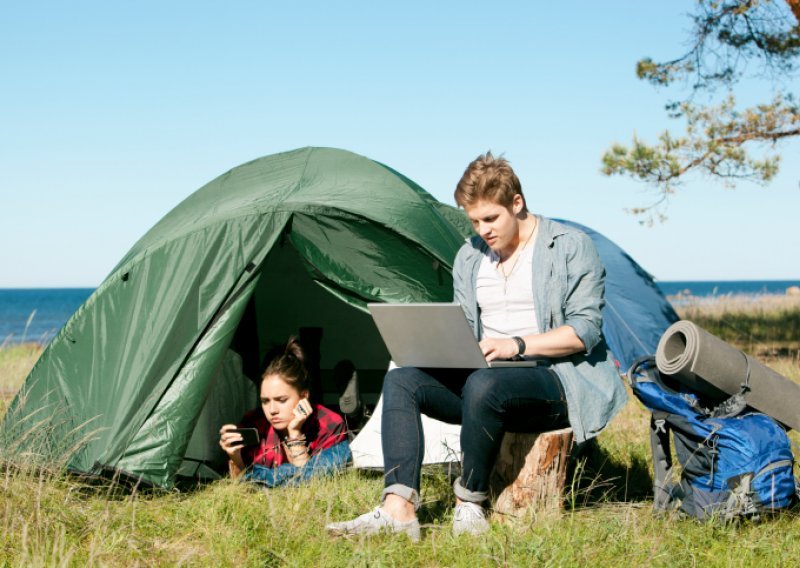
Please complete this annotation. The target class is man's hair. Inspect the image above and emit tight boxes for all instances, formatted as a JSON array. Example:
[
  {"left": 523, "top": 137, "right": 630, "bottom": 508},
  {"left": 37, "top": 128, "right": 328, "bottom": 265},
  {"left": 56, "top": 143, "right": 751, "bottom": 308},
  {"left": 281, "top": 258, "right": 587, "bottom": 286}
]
[{"left": 454, "top": 151, "right": 524, "bottom": 209}]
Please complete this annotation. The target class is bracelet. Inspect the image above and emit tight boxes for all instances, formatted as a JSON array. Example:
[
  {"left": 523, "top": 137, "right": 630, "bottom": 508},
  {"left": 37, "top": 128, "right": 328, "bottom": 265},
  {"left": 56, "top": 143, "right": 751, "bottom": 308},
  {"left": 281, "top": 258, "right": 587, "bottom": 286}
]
[
  {"left": 512, "top": 336, "right": 526, "bottom": 357},
  {"left": 287, "top": 447, "right": 309, "bottom": 458},
  {"left": 283, "top": 433, "right": 308, "bottom": 455}
]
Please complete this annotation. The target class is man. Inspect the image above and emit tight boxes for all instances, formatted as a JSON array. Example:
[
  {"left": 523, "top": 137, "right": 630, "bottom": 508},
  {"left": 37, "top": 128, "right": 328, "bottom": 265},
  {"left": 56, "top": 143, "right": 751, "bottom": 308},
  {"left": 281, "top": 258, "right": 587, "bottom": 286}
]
[{"left": 327, "top": 152, "right": 627, "bottom": 540}]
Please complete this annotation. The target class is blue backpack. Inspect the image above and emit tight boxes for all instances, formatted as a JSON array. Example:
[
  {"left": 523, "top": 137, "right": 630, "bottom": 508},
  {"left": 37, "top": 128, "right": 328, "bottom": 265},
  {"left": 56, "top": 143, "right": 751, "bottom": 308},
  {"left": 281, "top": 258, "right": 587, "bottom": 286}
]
[{"left": 628, "top": 356, "right": 798, "bottom": 521}]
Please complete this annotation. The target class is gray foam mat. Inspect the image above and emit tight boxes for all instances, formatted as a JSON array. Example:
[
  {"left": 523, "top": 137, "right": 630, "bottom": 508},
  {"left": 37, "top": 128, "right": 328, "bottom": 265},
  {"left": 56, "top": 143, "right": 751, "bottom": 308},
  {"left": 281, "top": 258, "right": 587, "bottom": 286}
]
[{"left": 656, "top": 320, "right": 800, "bottom": 431}]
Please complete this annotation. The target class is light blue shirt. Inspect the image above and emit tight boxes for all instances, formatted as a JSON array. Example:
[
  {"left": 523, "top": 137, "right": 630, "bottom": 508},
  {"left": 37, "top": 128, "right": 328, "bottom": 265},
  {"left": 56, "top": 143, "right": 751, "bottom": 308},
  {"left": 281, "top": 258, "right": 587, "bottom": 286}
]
[{"left": 452, "top": 216, "right": 628, "bottom": 443}]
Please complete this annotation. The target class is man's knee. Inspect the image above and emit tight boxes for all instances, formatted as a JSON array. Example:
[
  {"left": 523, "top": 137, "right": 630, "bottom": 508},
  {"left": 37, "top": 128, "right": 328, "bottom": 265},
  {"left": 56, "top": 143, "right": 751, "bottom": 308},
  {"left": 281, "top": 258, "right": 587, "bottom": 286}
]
[
  {"left": 381, "top": 367, "right": 419, "bottom": 407},
  {"left": 462, "top": 370, "right": 501, "bottom": 409}
]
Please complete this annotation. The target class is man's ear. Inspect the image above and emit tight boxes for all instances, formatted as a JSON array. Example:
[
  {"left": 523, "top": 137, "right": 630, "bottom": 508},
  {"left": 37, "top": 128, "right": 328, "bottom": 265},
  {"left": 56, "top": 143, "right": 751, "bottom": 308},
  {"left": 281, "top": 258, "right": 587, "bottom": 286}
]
[{"left": 512, "top": 193, "right": 525, "bottom": 215}]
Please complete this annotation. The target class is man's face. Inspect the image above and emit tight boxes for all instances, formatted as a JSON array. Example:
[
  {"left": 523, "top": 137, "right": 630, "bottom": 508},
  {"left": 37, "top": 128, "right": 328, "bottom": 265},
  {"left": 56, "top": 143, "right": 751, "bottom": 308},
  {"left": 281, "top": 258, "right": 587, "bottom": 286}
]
[{"left": 463, "top": 195, "right": 522, "bottom": 255}]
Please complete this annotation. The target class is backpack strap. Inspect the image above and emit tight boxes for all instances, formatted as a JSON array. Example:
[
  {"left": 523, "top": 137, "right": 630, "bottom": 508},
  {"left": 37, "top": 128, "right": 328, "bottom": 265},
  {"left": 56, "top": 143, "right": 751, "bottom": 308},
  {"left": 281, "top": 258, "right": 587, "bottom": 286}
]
[
  {"left": 709, "top": 351, "right": 752, "bottom": 418},
  {"left": 791, "top": 441, "right": 800, "bottom": 501},
  {"left": 650, "top": 411, "right": 677, "bottom": 511},
  {"left": 723, "top": 472, "right": 758, "bottom": 521}
]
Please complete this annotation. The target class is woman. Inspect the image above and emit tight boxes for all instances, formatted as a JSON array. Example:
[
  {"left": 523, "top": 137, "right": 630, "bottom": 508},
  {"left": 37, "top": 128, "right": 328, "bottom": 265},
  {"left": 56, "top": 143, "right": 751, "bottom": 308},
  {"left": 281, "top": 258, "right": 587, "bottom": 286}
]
[
  {"left": 327, "top": 152, "right": 627, "bottom": 540},
  {"left": 219, "top": 337, "right": 350, "bottom": 487}
]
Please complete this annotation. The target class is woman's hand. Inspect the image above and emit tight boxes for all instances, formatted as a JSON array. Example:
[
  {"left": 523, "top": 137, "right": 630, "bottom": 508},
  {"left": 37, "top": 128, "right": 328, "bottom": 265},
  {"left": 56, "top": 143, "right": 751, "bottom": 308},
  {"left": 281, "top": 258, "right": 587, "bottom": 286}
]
[
  {"left": 285, "top": 399, "right": 313, "bottom": 467},
  {"left": 219, "top": 424, "right": 246, "bottom": 475},
  {"left": 287, "top": 398, "right": 313, "bottom": 439},
  {"left": 480, "top": 337, "right": 520, "bottom": 361}
]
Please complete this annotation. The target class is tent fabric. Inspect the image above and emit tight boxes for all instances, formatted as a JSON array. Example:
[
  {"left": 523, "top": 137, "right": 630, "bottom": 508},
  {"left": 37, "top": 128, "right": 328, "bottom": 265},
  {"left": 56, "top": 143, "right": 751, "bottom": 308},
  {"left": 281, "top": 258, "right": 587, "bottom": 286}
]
[
  {"left": 554, "top": 219, "right": 679, "bottom": 372},
  {"left": 3, "top": 147, "right": 466, "bottom": 488},
  {"left": 3, "top": 146, "right": 678, "bottom": 487}
]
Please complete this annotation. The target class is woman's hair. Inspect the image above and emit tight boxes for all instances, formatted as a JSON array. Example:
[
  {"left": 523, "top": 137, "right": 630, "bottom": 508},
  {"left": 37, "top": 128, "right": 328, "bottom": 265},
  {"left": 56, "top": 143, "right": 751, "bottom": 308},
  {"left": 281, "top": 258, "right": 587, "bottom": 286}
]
[
  {"left": 454, "top": 151, "right": 525, "bottom": 210},
  {"left": 260, "top": 336, "right": 310, "bottom": 393}
]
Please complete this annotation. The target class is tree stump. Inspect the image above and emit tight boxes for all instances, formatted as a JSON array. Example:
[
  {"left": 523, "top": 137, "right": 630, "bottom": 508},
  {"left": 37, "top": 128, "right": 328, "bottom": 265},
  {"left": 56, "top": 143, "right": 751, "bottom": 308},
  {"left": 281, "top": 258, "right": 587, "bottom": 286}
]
[{"left": 489, "top": 428, "right": 574, "bottom": 517}]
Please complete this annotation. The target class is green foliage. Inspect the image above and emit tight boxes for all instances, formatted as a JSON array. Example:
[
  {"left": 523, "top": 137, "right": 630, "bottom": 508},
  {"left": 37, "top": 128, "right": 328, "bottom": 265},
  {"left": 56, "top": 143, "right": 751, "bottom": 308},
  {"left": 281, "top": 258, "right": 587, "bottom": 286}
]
[
  {"left": 603, "top": 0, "right": 800, "bottom": 222},
  {"left": 602, "top": 93, "right": 797, "bottom": 223},
  {"left": 637, "top": 0, "right": 800, "bottom": 90}
]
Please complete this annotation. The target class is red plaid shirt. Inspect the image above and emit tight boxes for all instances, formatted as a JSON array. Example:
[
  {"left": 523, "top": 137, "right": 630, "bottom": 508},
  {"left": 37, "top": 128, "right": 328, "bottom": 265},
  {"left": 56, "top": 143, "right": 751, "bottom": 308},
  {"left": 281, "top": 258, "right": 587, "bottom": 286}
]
[{"left": 238, "top": 404, "right": 347, "bottom": 468}]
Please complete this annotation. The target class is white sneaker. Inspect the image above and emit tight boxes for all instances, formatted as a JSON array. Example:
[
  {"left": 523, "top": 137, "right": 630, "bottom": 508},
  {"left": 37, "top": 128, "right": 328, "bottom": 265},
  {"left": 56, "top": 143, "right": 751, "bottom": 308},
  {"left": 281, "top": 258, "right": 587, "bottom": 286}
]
[
  {"left": 326, "top": 507, "right": 421, "bottom": 542},
  {"left": 452, "top": 502, "right": 489, "bottom": 536}
]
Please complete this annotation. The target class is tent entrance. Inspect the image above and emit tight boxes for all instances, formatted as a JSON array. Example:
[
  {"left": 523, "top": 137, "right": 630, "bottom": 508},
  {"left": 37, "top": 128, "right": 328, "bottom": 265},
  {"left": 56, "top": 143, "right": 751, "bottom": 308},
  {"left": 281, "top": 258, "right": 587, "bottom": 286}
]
[
  {"left": 251, "top": 237, "right": 391, "bottom": 404},
  {"left": 178, "top": 237, "right": 390, "bottom": 481}
]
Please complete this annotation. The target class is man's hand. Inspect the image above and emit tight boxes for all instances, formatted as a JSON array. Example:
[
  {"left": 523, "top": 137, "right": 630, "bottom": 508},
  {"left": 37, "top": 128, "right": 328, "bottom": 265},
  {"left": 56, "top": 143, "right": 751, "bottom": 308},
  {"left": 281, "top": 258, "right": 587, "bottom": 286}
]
[{"left": 480, "top": 337, "right": 519, "bottom": 361}]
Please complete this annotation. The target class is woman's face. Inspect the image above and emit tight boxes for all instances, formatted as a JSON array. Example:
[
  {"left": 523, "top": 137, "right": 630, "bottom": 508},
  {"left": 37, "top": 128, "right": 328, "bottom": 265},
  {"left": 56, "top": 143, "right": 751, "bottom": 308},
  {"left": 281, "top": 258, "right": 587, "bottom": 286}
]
[{"left": 260, "top": 374, "right": 307, "bottom": 431}]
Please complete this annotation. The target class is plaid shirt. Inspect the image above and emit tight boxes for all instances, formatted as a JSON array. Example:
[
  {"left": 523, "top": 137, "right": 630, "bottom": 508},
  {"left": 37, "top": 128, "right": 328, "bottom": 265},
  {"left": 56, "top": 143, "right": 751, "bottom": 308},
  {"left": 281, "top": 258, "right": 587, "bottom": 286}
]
[{"left": 238, "top": 404, "right": 347, "bottom": 468}]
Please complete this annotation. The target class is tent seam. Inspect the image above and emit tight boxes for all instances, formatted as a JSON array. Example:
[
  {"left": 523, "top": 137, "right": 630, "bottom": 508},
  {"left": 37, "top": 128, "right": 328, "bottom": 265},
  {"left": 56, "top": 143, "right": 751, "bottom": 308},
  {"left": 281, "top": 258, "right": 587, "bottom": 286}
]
[{"left": 605, "top": 300, "right": 650, "bottom": 354}]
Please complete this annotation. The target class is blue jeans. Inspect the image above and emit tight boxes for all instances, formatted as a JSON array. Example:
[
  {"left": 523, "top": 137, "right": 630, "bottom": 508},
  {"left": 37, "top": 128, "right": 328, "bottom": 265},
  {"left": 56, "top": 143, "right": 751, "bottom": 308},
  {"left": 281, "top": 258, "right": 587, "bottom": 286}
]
[
  {"left": 380, "top": 366, "right": 568, "bottom": 505},
  {"left": 244, "top": 441, "right": 351, "bottom": 488}
]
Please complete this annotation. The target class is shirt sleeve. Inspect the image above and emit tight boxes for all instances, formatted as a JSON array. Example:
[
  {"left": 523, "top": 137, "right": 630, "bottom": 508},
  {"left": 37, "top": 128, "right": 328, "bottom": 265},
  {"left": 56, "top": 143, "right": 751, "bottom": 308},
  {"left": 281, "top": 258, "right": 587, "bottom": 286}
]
[
  {"left": 561, "top": 231, "right": 606, "bottom": 354},
  {"left": 307, "top": 405, "right": 348, "bottom": 454},
  {"left": 452, "top": 242, "right": 474, "bottom": 327}
]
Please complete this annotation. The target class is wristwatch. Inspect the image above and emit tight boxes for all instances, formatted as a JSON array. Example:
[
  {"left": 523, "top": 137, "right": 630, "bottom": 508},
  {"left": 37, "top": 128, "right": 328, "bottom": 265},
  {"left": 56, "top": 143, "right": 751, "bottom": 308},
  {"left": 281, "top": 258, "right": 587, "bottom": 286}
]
[{"left": 512, "top": 336, "right": 526, "bottom": 359}]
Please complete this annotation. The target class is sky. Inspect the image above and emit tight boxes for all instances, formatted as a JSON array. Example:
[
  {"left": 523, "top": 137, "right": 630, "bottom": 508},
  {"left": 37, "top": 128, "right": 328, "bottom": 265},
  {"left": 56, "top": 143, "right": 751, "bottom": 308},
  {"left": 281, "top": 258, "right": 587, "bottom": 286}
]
[{"left": 1, "top": 1, "right": 799, "bottom": 288}]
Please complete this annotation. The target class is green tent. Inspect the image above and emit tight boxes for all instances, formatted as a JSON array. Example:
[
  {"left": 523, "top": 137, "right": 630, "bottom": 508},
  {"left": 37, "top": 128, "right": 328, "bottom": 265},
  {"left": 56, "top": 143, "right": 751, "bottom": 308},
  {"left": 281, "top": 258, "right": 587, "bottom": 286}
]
[{"left": 4, "top": 147, "right": 469, "bottom": 488}]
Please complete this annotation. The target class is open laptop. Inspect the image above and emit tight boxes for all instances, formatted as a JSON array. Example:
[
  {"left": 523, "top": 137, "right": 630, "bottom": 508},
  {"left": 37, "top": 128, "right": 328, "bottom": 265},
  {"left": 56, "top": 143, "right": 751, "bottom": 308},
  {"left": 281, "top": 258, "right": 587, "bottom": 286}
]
[{"left": 368, "top": 302, "right": 543, "bottom": 368}]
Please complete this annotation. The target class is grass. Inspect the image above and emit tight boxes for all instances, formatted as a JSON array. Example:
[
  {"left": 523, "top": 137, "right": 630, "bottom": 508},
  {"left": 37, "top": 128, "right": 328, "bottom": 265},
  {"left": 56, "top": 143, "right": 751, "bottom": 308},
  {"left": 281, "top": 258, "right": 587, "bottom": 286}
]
[
  {"left": 674, "top": 294, "right": 800, "bottom": 360},
  {"left": 0, "top": 298, "right": 799, "bottom": 566},
  {"left": 0, "top": 342, "right": 42, "bottom": 416}
]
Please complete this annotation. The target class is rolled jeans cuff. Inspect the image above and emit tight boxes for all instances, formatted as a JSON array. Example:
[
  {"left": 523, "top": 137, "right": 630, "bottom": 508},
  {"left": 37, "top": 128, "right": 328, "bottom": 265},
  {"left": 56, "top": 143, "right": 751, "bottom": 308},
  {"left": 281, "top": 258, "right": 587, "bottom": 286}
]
[
  {"left": 453, "top": 476, "right": 488, "bottom": 504},
  {"left": 382, "top": 483, "right": 420, "bottom": 511}
]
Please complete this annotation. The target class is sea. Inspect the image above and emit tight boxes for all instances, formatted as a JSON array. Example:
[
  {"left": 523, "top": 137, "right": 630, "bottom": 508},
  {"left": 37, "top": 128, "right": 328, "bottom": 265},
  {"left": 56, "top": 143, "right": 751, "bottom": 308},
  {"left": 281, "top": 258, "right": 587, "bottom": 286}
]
[
  {"left": 1, "top": 288, "right": 94, "bottom": 345},
  {"left": 1, "top": 281, "right": 799, "bottom": 345}
]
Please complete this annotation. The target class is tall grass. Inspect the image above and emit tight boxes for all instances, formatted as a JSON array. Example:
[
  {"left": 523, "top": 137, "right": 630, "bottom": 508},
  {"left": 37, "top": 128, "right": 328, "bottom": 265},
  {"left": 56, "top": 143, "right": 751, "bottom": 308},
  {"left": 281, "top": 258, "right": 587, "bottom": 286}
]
[
  {"left": 675, "top": 294, "right": 800, "bottom": 364},
  {"left": 0, "top": 343, "right": 42, "bottom": 412},
  {"left": 0, "top": 301, "right": 798, "bottom": 566},
  {"left": 675, "top": 294, "right": 800, "bottom": 340}
]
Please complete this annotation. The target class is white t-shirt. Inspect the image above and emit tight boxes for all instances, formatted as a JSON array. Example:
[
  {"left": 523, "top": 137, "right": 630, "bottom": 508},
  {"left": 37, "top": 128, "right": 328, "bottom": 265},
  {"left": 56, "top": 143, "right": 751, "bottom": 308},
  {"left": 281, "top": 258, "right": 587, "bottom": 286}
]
[{"left": 476, "top": 242, "right": 540, "bottom": 339}]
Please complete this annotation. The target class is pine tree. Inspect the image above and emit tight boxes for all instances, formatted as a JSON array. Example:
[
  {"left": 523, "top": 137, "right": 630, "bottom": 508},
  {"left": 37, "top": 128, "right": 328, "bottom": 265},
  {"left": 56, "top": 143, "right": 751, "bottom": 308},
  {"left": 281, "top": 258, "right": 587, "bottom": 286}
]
[{"left": 602, "top": 0, "right": 800, "bottom": 223}]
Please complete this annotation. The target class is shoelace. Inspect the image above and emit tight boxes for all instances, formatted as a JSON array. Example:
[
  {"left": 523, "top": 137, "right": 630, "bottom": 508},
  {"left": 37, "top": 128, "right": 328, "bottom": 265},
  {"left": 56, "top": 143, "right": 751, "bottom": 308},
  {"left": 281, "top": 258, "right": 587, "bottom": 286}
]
[{"left": 456, "top": 503, "right": 485, "bottom": 521}]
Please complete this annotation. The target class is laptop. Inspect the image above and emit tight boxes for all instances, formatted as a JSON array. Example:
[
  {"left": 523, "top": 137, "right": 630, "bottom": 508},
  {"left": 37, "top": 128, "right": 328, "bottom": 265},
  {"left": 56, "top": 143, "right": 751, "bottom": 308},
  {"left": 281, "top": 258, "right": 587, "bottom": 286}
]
[{"left": 368, "top": 302, "right": 543, "bottom": 368}]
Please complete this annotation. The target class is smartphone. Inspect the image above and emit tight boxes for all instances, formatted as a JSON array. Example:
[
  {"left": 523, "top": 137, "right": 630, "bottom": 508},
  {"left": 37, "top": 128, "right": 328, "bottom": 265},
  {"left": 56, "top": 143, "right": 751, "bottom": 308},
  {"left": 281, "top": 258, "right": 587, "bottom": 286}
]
[
  {"left": 230, "top": 428, "right": 260, "bottom": 446},
  {"left": 297, "top": 398, "right": 313, "bottom": 414}
]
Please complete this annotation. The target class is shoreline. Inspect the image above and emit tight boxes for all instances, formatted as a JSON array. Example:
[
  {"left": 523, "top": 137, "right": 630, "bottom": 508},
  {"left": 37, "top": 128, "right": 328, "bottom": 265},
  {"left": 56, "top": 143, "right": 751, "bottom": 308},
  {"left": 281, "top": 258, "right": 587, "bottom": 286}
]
[{"left": 3, "top": 291, "right": 800, "bottom": 347}]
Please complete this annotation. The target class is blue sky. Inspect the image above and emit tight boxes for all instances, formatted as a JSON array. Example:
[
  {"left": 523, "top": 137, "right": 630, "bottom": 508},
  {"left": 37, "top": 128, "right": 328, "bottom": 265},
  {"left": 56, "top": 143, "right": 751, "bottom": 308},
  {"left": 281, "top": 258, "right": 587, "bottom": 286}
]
[{"left": 2, "top": 1, "right": 798, "bottom": 287}]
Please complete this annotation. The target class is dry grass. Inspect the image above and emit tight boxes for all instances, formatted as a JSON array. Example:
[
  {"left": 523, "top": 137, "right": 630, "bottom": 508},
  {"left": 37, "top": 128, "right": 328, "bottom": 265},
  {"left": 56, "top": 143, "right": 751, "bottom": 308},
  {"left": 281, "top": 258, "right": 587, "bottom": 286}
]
[
  {"left": 0, "top": 343, "right": 43, "bottom": 410},
  {"left": 670, "top": 293, "right": 800, "bottom": 316},
  {"left": 674, "top": 294, "right": 800, "bottom": 366},
  {"left": 0, "top": 297, "right": 798, "bottom": 566}
]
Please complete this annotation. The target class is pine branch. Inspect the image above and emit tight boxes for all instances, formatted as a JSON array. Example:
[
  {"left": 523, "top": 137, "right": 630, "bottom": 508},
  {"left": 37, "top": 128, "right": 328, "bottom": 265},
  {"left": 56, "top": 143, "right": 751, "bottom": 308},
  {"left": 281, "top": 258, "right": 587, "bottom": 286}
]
[{"left": 605, "top": 2, "right": 800, "bottom": 223}]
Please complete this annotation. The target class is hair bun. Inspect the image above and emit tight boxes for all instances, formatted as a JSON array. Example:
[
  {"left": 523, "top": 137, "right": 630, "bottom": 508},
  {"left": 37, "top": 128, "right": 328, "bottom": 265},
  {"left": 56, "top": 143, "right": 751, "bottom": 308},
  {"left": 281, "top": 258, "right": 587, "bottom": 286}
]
[
  {"left": 285, "top": 336, "right": 306, "bottom": 363},
  {"left": 261, "top": 335, "right": 311, "bottom": 393}
]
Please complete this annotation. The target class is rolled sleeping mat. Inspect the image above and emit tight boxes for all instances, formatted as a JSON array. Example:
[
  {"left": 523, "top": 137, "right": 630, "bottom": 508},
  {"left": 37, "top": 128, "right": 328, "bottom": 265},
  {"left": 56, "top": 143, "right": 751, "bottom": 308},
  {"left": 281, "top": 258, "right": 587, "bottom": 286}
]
[{"left": 656, "top": 320, "right": 800, "bottom": 431}]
